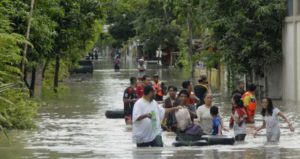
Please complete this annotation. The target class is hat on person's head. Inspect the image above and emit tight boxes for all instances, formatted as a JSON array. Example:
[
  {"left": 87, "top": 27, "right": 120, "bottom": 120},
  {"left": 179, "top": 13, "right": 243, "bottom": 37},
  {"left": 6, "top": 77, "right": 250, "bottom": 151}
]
[{"left": 138, "top": 58, "right": 144, "bottom": 62}]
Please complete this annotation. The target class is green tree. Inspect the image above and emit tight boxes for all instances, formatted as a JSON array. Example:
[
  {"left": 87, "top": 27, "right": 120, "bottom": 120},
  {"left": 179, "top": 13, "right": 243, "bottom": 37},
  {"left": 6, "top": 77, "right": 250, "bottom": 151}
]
[
  {"left": 198, "top": 0, "right": 286, "bottom": 79},
  {"left": 0, "top": 0, "right": 38, "bottom": 130},
  {"left": 52, "top": 0, "right": 103, "bottom": 92},
  {"left": 133, "top": 0, "right": 181, "bottom": 58}
]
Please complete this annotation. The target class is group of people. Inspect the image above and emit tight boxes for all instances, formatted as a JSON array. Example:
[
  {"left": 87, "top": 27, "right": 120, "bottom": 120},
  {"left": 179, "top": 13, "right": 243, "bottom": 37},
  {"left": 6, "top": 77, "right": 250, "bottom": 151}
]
[{"left": 123, "top": 75, "right": 295, "bottom": 148}]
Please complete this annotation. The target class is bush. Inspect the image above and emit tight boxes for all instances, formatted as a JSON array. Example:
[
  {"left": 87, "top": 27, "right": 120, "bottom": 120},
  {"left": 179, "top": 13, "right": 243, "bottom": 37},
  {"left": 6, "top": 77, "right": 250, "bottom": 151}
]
[{"left": 0, "top": 89, "right": 39, "bottom": 129}]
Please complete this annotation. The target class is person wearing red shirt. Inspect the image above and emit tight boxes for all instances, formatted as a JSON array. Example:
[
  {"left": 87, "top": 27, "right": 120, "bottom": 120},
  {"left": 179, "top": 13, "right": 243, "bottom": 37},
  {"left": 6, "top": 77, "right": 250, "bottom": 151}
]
[
  {"left": 136, "top": 75, "right": 152, "bottom": 98},
  {"left": 181, "top": 80, "right": 200, "bottom": 106},
  {"left": 123, "top": 77, "right": 138, "bottom": 124}
]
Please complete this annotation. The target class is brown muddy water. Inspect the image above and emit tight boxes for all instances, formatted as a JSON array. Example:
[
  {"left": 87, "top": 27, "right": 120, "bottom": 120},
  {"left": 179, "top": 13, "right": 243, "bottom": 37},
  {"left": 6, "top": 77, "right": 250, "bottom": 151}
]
[{"left": 0, "top": 58, "right": 300, "bottom": 159}]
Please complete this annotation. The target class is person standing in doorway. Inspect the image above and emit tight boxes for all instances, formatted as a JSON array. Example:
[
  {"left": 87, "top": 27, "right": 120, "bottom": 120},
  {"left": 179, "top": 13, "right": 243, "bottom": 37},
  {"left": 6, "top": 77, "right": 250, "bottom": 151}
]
[{"left": 132, "top": 85, "right": 181, "bottom": 147}]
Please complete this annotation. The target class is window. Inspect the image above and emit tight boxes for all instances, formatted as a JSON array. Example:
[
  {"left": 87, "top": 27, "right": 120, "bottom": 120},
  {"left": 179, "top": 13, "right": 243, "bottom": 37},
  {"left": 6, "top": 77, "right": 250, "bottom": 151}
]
[
  {"left": 297, "top": 0, "right": 300, "bottom": 15},
  {"left": 287, "top": 0, "right": 294, "bottom": 16}
]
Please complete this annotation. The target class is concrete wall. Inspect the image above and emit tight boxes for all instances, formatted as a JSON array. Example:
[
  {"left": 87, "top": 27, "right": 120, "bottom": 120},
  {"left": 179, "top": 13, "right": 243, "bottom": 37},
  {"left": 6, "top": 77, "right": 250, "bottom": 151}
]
[
  {"left": 282, "top": 0, "right": 300, "bottom": 102},
  {"left": 297, "top": 23, "right": 300, "bottom": 101},
  {"left": 267, "top": 62, "right": 283, "bottom": 99},
  {"left": 283, "top": 23, "right": 296, "bottom": 101}
]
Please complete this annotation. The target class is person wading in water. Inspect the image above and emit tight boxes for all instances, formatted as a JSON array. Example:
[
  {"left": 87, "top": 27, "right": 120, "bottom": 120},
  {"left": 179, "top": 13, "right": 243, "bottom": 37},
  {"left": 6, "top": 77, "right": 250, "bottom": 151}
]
[
  {"left": 132, "top": 85, "right": 182, "bottom": 147},
  {"left": 242, "top": 84, "right": 257, "bottom": 123},
  {"left": 123, "top": 77, "right": 138, "bottom": 125}
]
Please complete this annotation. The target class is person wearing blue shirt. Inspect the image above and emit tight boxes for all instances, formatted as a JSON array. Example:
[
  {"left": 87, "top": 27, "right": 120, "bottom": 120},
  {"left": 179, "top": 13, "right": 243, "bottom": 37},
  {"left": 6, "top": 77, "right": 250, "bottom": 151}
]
[{"left": 210, "top": 106, "right": 222, "bottom": 135}]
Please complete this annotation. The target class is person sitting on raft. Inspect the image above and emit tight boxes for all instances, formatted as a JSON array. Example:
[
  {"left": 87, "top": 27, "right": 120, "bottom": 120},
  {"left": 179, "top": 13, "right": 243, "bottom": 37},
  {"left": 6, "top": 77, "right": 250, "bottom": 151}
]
[
  {"left": 197, "top": 93, "right": 228, "bottom": 134},
  {"left": 211, "top": 106, "right": 222, "bottom": 135},
  {"left": 182, "top": 80, "right": 200, "bottom": 107},
  {"left": 196, "top": 93, "right": 213, "bottom": 134},
  {"left": 254, "top": 97, "right": 294, "bottom": 142},
  {"left": 132, "top": 85, "right": 182, "bottom": 147},
  {"left": 177, "top": 89, "right": 198, "bottom": 122},
  {"left": 123, "top": 77, "right": 138, "bottom": 125},
  {"left": 174, "top": 91, "right": 206, "bottom": 140},
  {"left": 162, "top": 85, "right": 179, "bottom": 131},
  {"left": 229, "top": 94, "right": 247, "bottom": 141}
]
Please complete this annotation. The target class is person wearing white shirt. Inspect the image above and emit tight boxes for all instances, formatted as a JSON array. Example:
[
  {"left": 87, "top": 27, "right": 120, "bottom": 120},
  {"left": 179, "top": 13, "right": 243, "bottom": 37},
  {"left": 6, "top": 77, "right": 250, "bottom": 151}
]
[
  {"left": 196, "top": 93, "right": 213, "bottom": 134},
  {"left": 132, "top": 85, "right": 181, "bottom": 147},
  {"left": 254, "top": 97, "right": 294, "bottom": 142}
]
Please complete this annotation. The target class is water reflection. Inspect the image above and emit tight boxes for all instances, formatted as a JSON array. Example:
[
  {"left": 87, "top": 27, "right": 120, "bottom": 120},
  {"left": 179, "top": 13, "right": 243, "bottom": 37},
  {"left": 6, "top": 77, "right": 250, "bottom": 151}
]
[{"left": 0, "top": 59, "right": 299, "bottom": 158}]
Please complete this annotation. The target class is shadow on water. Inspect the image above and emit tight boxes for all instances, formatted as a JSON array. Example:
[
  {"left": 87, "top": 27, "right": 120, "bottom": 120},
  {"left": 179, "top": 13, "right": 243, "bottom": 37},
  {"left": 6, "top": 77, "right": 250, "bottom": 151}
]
[{"left": 0, "top": 58, "right": 300, "bottom": 158}]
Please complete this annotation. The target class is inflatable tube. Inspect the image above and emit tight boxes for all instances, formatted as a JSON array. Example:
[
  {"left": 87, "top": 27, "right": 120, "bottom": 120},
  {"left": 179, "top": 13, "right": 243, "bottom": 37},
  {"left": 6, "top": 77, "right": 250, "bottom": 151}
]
[
  {"left": 174, "top": 134, "right": 235, "bottom": 146},
  {"left": 173, "top": 140, "right": 208, "bottom": 147},
  {"left": 201, "top": 135, "right": 235, "bottom": 145},
  {"left": 105, "top": 110, "right": 124, "bottom": 119},
  {"left": 175, "top": 133, "right": 203, "bottom": 141}
]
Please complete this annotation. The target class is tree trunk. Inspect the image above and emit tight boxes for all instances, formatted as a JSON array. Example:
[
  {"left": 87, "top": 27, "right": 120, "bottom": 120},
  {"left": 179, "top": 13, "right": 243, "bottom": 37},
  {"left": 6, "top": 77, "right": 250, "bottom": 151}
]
[
  {"left": 251, "top": 69, "right": 255, "bottom": 83},
  {"left": 53, "top": 55, "right": 60, "bottom": 93},
  {"left": 23, "top": 66, "right": 30, "bottom": 89},
  {"left": 21, "top": 0, "right": 35, "bottom": 77},
  {"left": 29, "top": 66, "right": 36, "bottom": 97},
  {"left": 264, "top": 67, "right": 268, "bottom": 97},
  {"left": 187, "top": 11, "right": 194, "bottom": 77},
  {"left": 34, "top": 62, "right": 43, "bottom": 98},
  {"left": 42, "top": 58, "right": 49, "bottom": 79}
]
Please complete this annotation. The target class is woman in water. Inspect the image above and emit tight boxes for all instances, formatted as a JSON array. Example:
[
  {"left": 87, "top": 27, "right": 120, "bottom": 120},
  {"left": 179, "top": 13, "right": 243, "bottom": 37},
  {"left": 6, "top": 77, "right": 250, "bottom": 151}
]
[
  {"left": 229, "top": 94, "right": 247, "bottom": 141},
  {"left": 254, "top": 97, "right": 294, "bottom": 142}
]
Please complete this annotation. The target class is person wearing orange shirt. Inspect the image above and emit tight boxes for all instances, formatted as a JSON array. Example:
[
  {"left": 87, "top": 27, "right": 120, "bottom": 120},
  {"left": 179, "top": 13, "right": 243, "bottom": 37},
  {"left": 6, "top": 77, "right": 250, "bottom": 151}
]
[
  {"left": 152, "top": 74, "right": 164, "bottom": 102},
  {"left": 242, "top": 84, "right": 257, "bottom": 123}
]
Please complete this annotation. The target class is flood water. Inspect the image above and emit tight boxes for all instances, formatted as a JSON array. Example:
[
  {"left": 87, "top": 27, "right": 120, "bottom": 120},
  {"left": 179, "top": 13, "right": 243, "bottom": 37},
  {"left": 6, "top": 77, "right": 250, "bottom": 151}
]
[{"left": 1, "top": 58, "right": 300, "bottom": 159}]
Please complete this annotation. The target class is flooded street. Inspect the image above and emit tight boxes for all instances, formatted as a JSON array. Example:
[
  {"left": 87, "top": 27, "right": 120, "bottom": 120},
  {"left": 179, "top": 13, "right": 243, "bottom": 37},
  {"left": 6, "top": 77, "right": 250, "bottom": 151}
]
[{"left": 1, "top": 58, "right": 300, "bottom": 159}]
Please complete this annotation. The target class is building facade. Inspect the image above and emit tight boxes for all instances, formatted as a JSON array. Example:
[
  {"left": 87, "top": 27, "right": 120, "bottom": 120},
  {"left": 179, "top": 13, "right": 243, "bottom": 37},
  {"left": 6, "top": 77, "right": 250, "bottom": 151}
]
[{"left": 283, "top": 0, "right": 300, "bottom": 101}]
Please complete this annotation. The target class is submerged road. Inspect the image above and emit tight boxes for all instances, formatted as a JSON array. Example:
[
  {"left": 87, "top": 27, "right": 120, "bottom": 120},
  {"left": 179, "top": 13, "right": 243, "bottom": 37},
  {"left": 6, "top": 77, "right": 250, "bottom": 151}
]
[{"left": 0, "top": 58, "right": 300, "bottom": 159}]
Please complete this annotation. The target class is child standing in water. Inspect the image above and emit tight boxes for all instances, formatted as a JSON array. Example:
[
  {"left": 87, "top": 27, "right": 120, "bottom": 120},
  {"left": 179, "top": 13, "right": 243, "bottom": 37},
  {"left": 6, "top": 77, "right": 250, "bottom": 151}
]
[
  {"left": 254, "top": 97, "right": 294, "bottom": 142},
  {"left": 210, "top": 106, "right": 222, "bottom": 135},
  {"left": 230, "top": 94, "right": 247, "bottom": 141}
]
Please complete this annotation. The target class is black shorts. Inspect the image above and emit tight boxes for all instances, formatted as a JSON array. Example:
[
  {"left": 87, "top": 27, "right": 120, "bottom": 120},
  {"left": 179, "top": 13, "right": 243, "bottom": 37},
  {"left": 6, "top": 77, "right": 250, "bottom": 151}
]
[{"left": 137, "top": 135, "right": 163, "bottom": 147}]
